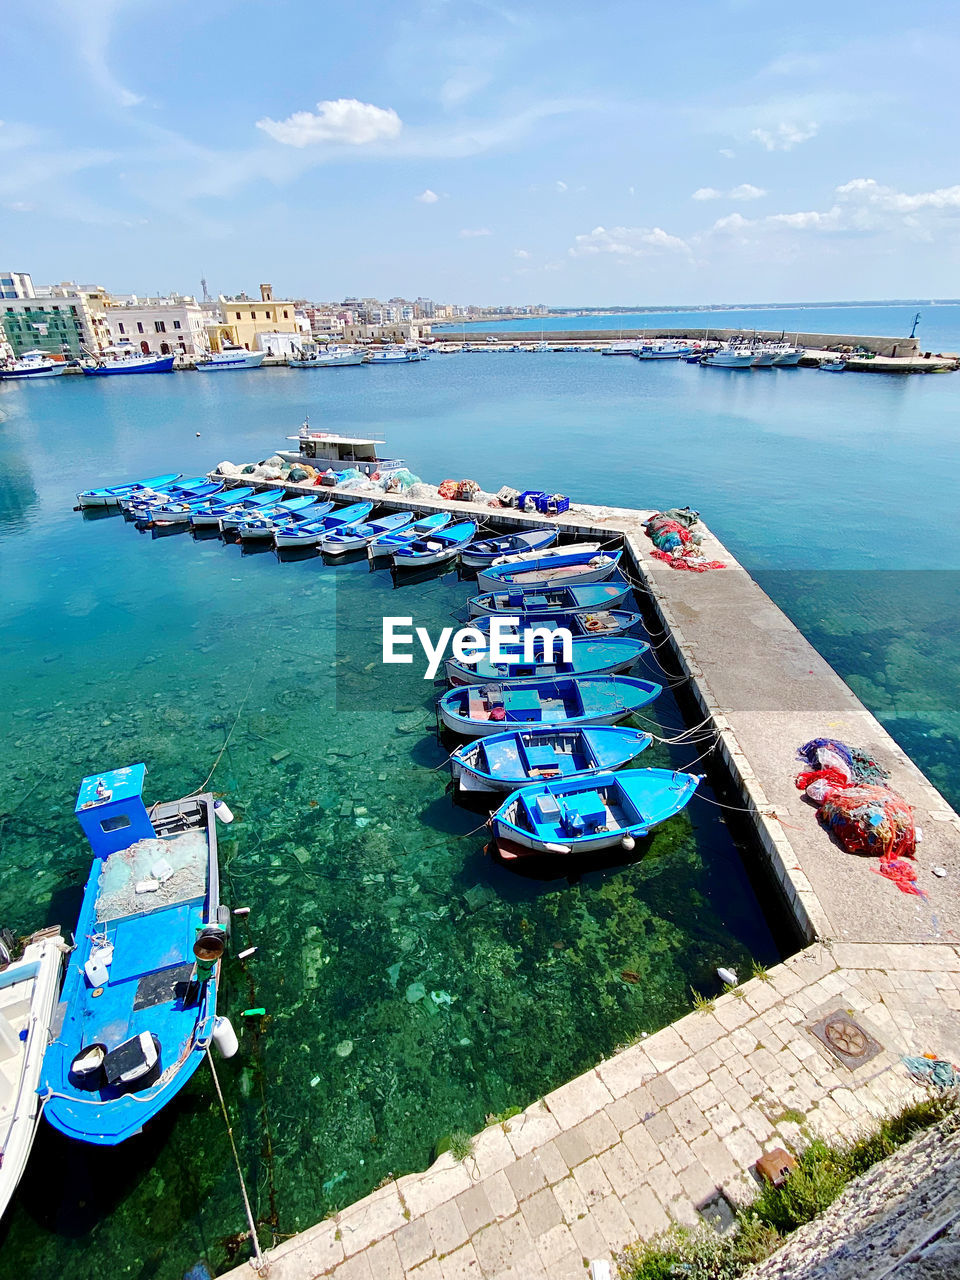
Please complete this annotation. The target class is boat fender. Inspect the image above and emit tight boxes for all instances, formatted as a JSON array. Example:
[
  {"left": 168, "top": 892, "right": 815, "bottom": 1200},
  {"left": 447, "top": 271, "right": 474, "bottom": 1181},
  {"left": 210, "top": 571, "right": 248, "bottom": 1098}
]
[
  {"left": 238, "top": 945, "right": 257, "bottom": 960},
  {"left": 543, "top": 842, "right": 572, "bottom": 854},
  {"left": 620, "top": 834, "right": 636, "bottom": 851},
  {"left": 717, "top": 967, "right": 738, "bottom": 987},
  {"left": 213, "top": 1015, "right": 239, "bottom": 1059},
  {"left": 216, "top": 903, "right": 232, "bottom": 938},
  {"left": 213, "top": 798, "right": 234, "bottom": 823}
]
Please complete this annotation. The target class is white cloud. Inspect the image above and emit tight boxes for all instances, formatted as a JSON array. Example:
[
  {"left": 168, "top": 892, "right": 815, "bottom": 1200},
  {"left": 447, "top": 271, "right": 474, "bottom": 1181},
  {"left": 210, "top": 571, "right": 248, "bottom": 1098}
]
[
  {"left": 836, "top": 176, "right": 960, "bottom": 213},
  {"left": 58, "top": 0, "right": 143, "bottom": 107},
  {"left": 694, "top": 184, "right": 766, "bottom": 201},
  {"left": 257, "top": 99, "right": 403, "bottom": 147},
  {"left": 719, "top": 148, "right": 735, "bottom": 159},
  {"left": 555, "top": 180, "right": 568, "bottom": 192},
  {"left": 416, "top": 188, "right": 439, "bottom": 203},
  {"left": 514, "top": 248, "right": 530, "bottom": 258},
  {"left": 570, "top": 225, "right": 692, "bottom": 259},
  {"left": 460, "top": 227, "right": 493, "bottom": 237},
  {"left": 750, "top": 121, "right": 818, "bottom": 150}
]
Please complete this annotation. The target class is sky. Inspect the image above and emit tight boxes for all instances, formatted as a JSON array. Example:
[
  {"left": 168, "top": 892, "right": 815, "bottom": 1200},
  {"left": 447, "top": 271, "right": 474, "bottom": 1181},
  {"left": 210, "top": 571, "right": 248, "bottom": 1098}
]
[{"left": 2, "top": 0, "right": 960, "bottom": 306}]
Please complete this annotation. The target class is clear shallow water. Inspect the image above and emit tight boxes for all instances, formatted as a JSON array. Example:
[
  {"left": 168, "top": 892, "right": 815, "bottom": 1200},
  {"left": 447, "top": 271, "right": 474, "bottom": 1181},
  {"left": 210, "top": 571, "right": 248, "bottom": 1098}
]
[
  {"left": 440, "top": 302, "right": 960, "bottom": 353},
  {"left": 1, "top": 355, "right": 958, "bottom": 1275},
  {"left": 0, "top": 368, "right": 787, "bottom": 1278}
]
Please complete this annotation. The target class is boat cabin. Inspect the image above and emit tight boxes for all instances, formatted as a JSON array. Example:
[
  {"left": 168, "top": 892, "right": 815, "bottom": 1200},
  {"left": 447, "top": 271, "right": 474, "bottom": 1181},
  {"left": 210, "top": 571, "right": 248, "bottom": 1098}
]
[{"left": 278, "top": 425, "right": 406, "bottom": 476}]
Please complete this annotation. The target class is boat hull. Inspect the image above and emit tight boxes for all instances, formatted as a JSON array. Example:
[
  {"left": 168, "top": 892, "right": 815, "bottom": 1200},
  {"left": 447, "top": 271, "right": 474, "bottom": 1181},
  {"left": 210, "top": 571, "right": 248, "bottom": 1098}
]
[
  {"left": 773, "top": 351, "right": 803, "bottom": 366},
  {"left": 472, "top": 608, "right": 642, "bottom": 638},
  {"left": 195, "top": 351, "right": 265, "bottom": 371},
  {"left": 78, "top": 474, "right": 183, "bottom": 508},
  {"left": 701, "top": 353, "right": 754, "bottom": 368},
  {"left": 0, "top": 364, "right": 68, "bottom": 380},
  {"left": 461, "top": 528, "right": 558, "bottom": 568},
  {"left": 81, "top": 355, "right": 175, "bottom": 375},
  {"left": 476, "top": 552, "right": 622, "bottom": 594},
  {"left": 451, "top": 726, "right": 652, "bottom": 792},
  {"left": 288, "top": 352, "right": 365, "bottom": 368},
  {"left": 438, "top": 675, "right": 661, "bottom": 737},
  {"left": 468, "top": 579, "right": 632, "bottom": 617},
  {"left": 445, "top": 637, "right": 648, "bottom": 686}
]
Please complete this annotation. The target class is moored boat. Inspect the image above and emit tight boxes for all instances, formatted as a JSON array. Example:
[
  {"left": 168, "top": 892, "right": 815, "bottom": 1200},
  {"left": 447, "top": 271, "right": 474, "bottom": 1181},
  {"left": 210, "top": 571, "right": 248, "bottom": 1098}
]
[
  {"left": 634, "top": 341, "right": 691, "bottom": 360},
  {"left": 195, "top": 346, "right": 264, "bottom": 371},
  {"left": 276, "top": 424, "right": 406, "bottom": 477},
  {"left": 288, "top": 342, "right": 366, "bottom": 368},
  {"left": 392, "top": 520, "right": 477, "bottom": 568},
  {"left": 125, "top": 480, "right": 223, "bottom": 516},
  {"left": 218, "top": 492, "right": 311, "bottom": 532},
  {"left": 0, "top": 349, "right": 69, "bottom": 380},
  {"left": 0, "top": 929, "right": 67, "bottom": 1219},
  {"left": 450, "top": 725, "right": 653, "bottom": 792},
  {"left": 187, "top": 488, "right": 267, "bottom": 527},
  {"left": 471, "top": 607, "right": 642, "bottom": 638},
  {"left": 490, "top": 768, "right": 700, "bottom": 858},
  {"left": 78, "top": 473, "right": 183, "bottom": 509},
  {"left": 236, "top": 499, "right": 332, "bottom": 542},
  {"left": 460, "top": 527, "right": 558, "bottom": 568},
  {"left": 273, "top": 501, "right": 374, "bottom": 549},
  {"left": 369, "top": 511, "right": 452, "bottom": 555},
  {"left": 468, "top": 577, "right": 633, "bottom": 617},
  {"left": 819, "top": 357, "right": 847, "bottom": 372},
  {"left": 80, "top": 348, "right": 175, "bottom": 376},
  {"left": 438, "top": 673, "right": 661, "bottom": 737},
  {"left": 700, "top": 347, "right": 754, "bottom": 368},
  {"left": 476, "top": 549, "right": 623, "bottom": 594},
  {"left": 365, "top": 346, "right": 416, "bottom": 364},
  {"left": 320, "top": 510, "right": 413, "bottom": 555},
  {"left": 445, "top": 636, "right": 649, "bottom": 686},
  {"left": 41, "top": 765, "right": 226, "bottom": 1145}
]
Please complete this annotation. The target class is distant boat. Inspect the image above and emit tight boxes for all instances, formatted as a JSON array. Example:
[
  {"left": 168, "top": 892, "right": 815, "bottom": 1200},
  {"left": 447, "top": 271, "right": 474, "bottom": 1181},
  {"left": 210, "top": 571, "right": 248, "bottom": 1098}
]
[
  {"left": 368, "top": 511, "right": 452, "bottom": 555},
  {"left": 276, "top": 424, "right": 406, "bottom": 477},
  {"left": 391, "top": 520, "right": 477, "bottom": 568},
  {"left": 461, "top": 527, "right": 558, "bottom": 568},
  {"left": 491, "top": 768, "right": 700, "bottom": 858},
  {"left": 471, "top": 607, "right": 643, "bottom": 638},
  {"left": 195, "top": 346, "right": 264, "bottom": 371},
  {"left": 445, "top": 635, "right": 649, "bottom": 686},
  {"left": 476, "top": 549, "right": 623, "bottom": 594},
  {"left": 288, "top": 342, "right": 365, "bottom": 369},
  {"left": 77, "top": 472, "right": 183, "bottom": 509},
  {"left": 451, "top": 725, "right": 652, "bottom": 792},
  {"left": 700, "top": 347, "right": 754, "bottom": 368},
  {"left": 0, "top": 349, "right": 69, "bottom": 380},
  {"left": 366, "top": 346, "right": 418, "bottom": 364},
  {"left": 634, "top": 341, "right": 691, "bottom": 360},
  {"left": 80, "top": 348, "right": 175, "bottom": 376},
  {"left": 0, "top": 929, "right": 66, "bottom": 1218},
  {"left": 468, "top": 577, "right": 633, "bottom": 617},
  {"left": 41, "top": 764, "right": 226, "bottom": 1146},
  {"left": 320, "top": 510, "right": 413, "bottom": 555},
  {"left": 438, "top": 673, "right": 661, "bottom": 737},
  {"left": 819, "top": 357, "right": 847, "bottom": 372},
  {"left": 602, "top": 343, "right": 638, "bottom": 356},
  {"left": 273, "top": 501, "right": 374, "bottom": 549}
]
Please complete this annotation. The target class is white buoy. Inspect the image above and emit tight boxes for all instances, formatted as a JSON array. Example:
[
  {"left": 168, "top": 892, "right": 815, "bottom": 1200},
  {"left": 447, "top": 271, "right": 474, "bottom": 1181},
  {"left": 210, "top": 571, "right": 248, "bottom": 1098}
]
[
  {"left": 620, "top": 834, "right": 636, "bottom": 851},
  {"left": 238, "top": 946, "right": 257, "bottom": 961},
  {"left": 717, "top": 967, "right": 738, "bottom": 987},
  {"left": 213, "top": 1015, "right": 239, "bottom": 1059},
  {"left": 233, "top": 906, "right": 251, "bottom": 917},
  {"left": 214, "top": 799, "right": 235, "bottom": 824}
]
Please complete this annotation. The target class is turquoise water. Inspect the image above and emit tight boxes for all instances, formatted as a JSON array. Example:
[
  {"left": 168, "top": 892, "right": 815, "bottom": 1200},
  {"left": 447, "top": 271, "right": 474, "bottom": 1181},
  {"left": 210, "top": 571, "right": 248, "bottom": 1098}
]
[
  {"left": 0, "top": 367, "right": 783, "bottom": 1278},
  {"left": 0, "top": 351, "right": 957, "bottom": 1276},
  {"left": 441, "top": 302, "right": 960, "bottom": 353}
]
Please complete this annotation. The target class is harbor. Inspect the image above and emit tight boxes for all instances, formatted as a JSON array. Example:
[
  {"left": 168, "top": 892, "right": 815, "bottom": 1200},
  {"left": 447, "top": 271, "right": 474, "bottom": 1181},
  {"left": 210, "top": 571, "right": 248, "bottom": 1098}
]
[{"left": 2, "top": 349, "right": 960, "bottom": 1278}]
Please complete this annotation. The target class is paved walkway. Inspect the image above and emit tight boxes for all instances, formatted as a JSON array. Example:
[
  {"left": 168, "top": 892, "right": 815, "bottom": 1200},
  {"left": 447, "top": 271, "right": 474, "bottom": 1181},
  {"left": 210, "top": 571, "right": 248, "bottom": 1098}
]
[{"left": 227, "top": 942, "right": 960, "bottom": 1278}]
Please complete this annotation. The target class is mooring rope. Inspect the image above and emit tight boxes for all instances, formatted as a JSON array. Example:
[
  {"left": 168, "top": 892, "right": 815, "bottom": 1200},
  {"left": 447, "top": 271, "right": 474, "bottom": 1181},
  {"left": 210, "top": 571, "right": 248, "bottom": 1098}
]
[
  {"left": 206, "top": 1045, "right": 266, "bottom": 1272},
  {"left": 187, "top": 673, "right": 257, "bottom": 797}
]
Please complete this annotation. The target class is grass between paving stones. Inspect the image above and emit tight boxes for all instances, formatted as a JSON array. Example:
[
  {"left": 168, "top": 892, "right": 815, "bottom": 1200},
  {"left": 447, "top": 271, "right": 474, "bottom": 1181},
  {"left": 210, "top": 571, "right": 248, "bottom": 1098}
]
[{"left": 618, "top": 1090, "right": 958, "bottom": 1280}]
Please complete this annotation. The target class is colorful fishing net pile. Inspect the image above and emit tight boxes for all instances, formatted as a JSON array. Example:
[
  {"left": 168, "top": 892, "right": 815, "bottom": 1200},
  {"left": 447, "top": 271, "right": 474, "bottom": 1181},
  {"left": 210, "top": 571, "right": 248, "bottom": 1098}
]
[
  {"left": 643, "top": 508, "right": 726, "bottom": 572},
  {"left": 795, "top": 738, "right": 922, "bottom": 896}
]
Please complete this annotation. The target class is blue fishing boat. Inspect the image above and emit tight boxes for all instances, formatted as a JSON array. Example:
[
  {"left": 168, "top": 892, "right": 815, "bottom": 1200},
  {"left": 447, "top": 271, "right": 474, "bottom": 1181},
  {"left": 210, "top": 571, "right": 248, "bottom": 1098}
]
[
  {"left": 123, "top": 478, "right": 222, "bottom": 515},
  {"left": 438, "top": 674, "right": 661, "bottom": 737},
  {"left": 222, "top": 493, "right": 317, "bottom": 534},
  {"left": 468, "top": 577, "right": 633, "bottom": 618},
  {"left": 472, "top": 608, "right": 643, "bottom": 638},
  {"left": 320, "top": 510, "right": 414, "bottom": 556},
  {"left": 188, "top": 488, "right": 268, "bottom": 527},
  {"left": 451, "top": 725, "right": 653, "bottom": 793},
  {"left": 40, "top": 765, "right": 226, "bottom": 1146},
  {"left": 77, "top": 473, "right": 183, "bottom": 509},
  {"left": 80, "top": 351, "right": 175, "bottom": 376},
  {"left": 237, "top": 499, "right": 334, "bottom": 542},
  {"left": 273, "top": 502, "right": 374, "bottom": 549},
  {"left": 476, "top": 549, "right": 623, "bottom": 594},
  {"left": 460, "top": 527, "right": 558, "bottom": 569},
  {"left": 490, "top": 768, "right": 700, "bottom": 859},
  {"left": 445, "top": 636, "right": 649, "bottom": 686},
  {"left": 152, "top": 488, "right": 283, "bottom": 527},
  {"left": 392, "top": 520, "right": 476, "bottom": 568},
  {"left": 368, "top": 511, "right": 452, "bottom": 555}
]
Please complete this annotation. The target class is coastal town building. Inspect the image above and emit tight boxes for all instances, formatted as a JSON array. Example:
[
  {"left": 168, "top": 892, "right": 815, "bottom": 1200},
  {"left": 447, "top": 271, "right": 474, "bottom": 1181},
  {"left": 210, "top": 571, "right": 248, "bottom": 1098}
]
[
  {"left": 217, "top": 283, "right": 304, "bottom": 350},
  {"left": 0, "top": 270, "right": 36, "bottom": 299},
  {"left": 105, "top": 294, "right": 207, "bottom": 357},
  {"left": 1, "top": 280, "right": 109, "bottom": 357}
]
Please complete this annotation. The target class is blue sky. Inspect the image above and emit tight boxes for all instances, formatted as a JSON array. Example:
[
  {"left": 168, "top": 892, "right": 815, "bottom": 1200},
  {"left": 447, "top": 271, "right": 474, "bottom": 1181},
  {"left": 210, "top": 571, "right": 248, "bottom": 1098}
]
[{"left": 2, "top": 0, "right": 959, "bottom": 305}]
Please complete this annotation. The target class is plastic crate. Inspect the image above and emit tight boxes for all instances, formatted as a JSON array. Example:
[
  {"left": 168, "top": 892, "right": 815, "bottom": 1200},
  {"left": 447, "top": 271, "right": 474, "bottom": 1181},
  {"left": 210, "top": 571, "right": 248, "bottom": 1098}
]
[
  {"left": 537, "top": 493, "right": 570, "bottom": 515},
  {"left": 517, "top": 489, "right": 547, "bottom": 511}
]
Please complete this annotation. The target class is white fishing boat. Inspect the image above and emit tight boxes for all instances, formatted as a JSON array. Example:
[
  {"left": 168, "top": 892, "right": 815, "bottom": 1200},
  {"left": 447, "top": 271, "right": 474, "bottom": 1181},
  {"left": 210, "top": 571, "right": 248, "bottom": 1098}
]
[
  {"left": 0, "top": 350, "right": 69, "bottom": 380},
  {"left": 288, "top": 342, "right": 366, "bottom": 369},
  {"left": 601, "top": 342, "right": 639, "bottom": 356},
  {"left": 819, "top": 357, "right": 847, "bottom": 372},
  {"left": 488, "top": 541, "right": 601, "bottom": 569},
  {"left": 195, "top": 346, "right": 264, "bottom": 371},
  {"left": 276, "top": 423, "right": 407, "bottom": 477},
  {"left": 771, "top": 343, "right": 804, "bottom": 366},
  {"left": 634, "top": 341, "right": 691, "bottom": 360},
  {"left": 0, "top": 929, "right": 66, "bottom": 1220},
  {"left": 366, "top": 346, "right": 415, "bottom": 364},
  {"left": 700, "top": 346, "right": 754, "bottom": 368},
  {"left": 750, "top": 346, "right": 777, "bottom": 367}
]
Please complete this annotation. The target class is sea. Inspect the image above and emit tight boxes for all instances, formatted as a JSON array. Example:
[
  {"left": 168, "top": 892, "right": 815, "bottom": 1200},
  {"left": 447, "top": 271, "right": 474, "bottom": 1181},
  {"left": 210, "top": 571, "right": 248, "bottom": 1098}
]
[{"left": 1, "top": 301, "right": 959, "bottom": 1278}]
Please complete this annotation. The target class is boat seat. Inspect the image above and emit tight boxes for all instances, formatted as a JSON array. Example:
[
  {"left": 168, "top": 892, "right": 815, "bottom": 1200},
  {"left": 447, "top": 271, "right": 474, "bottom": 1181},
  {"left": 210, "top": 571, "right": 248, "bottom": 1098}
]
[
  {"left": 103, "top": 1031, "right": 160, "bottom": 1088},
  {"left": 482, "top": 740, "right": 523, "bottom": 776}
]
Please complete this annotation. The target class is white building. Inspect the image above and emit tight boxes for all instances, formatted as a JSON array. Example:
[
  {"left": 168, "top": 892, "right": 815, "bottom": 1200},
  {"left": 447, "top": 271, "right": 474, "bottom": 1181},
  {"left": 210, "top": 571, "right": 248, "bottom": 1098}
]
[
  {"left": 106, "top": 294, "right": 208, "bottom": 357},
  {"left": 254, "top": 331, "right": 302, "bottom": 358}
]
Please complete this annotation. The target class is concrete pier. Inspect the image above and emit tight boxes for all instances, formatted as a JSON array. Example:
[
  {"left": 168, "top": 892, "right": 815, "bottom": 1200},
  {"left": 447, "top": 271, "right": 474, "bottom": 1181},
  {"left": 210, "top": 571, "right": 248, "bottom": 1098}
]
[{"left": 213, "top": 486, "right": 960, "bottom": 1277}]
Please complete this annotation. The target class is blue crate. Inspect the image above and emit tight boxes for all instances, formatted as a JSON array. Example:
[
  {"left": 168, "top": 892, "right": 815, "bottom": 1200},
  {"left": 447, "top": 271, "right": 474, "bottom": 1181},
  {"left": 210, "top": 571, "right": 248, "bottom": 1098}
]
[
  {"left": 537, "top": 493, "right": 570, "bottom": 515},
  {"left": 517, "top": 489, "right": 547, "bottom": 511}
]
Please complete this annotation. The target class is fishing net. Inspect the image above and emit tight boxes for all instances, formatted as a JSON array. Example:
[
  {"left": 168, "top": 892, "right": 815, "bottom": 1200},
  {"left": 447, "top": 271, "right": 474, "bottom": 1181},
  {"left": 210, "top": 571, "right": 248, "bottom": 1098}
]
[{"left": 643, "top": 509, "right": 725, "bottom": 571}]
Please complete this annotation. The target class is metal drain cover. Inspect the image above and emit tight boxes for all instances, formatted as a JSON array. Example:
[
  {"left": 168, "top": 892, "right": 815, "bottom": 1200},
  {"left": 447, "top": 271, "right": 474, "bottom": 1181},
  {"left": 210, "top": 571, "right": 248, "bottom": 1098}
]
[{"left": 809, "top": 1009, "right": 882, "bottom": 1069}]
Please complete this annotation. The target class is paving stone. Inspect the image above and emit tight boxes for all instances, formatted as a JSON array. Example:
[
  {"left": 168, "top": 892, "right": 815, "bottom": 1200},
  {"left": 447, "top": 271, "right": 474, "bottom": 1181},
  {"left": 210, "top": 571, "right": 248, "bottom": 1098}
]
[
  {"left": 659, "top": 1133, "right": 696, "bottom": 1174},
  {"left": 332, "top": 1251, "right": 374, "bottom": 1280},
  {"left": 337, "top": 1185, "right": 408, "bottom": 1256},
  {"left": 576, "top": 1109, "right": 620, "bottom": 1155},
  {"left": 666, "top": 1057, "right": 710, "bottom": 1095},
  {"left": 621, "top": 1121, "right": 661, "bottom": 1172},
  {"left": 645, "top": 1161, "right": 684, "bottom": 1207},
  {"left": 363, "top": 1235, "right": 404, "bottom": 1280},
  {"left": 504, "top": 1105, "right": 561, "bottom": 1158},
  {"left": 439, "top": 1242, "right": 481, "bottom": 1280},
  {"left": 666, "top": 1095, "right": 709, "bottom": 1142},
  {"left": 713, "top": 1035, "right": 738, "bottom": 1062},
  {"left": 407, "top": 1258, "right": 443, "bottom": 1280},
  {"left": 400, "top": 1163, "right": 473, "bottom": 1219},
  {"left": 504, "top": 1150, "right": 547, "bottom": 1201},
  {"left": 676, "top": 1011, "right": 726, "bottom": 1053},
  {"left": 621, "top": 1185, "right": 671, "bottom": 1239},
  {"left": 597, "top": 1142, "right": 645, "bottom": 1198},
  {"left": 471, "top": 1124, "right": 517, "bottom": 1178},
  {"left": 394, "top": 1217, "right": 436, "bottom": 1271},
  {"left": 647, "top": 1074, "right": 680, "bottom": 1108},
  {"left": 605, "top": 1093, "right": 642, "bottom": 1134},
  {"left": 569, "top": 1210, "right": 613, "bottom": 1263},
  {"left": 596, "top": 1042, "right": 653, "bottom": 1097},
  {"left": 572, "top": 1155, "right": 614, "bottom": 1206},
  {"left": 723, "top": 1126, "right": 763, "bottom": 1170},
  {"left": 678, "top": 1159, "right": 718, "bottom": 1205},
  {"left": 545, "top": 1071, "right": 614, "bottom": 1129},
  {"left": 533, "top": 1222, "right": 578, "bottom": 1270},
  {"left": 549, "top": 1251, "right": 596, "bottom": 1280},
  {"left": 553, "top": 1124, "right": 593, "bottom": 1169},
  {"left": 703, "top": 1098, "right": 740, "bottom": 1139},
  {"left": 691, "top": 1133, "right": 740, "bottom": 1186},
  {"left": 592, "top": 1193, "right": 636, "bottom": 1253},
  {"left": 744, "top": 981, "right": 782, "bottom": 1014},
  {"left": 552, "top": 1174, "right": 590, "bottom": 1224},
  {"left": 482, "top": 1170, "right": 518, "bottom": 1220},
  {"left": 624, "top": 1083, "right": 657, "bottom": 1122},
  {"left": 690, "top": 1080, "right": 724, "bottom": 1114},
  {"left": 519, "top": 1187, "right": 563, "bottom": 1237},
  {"left": 532, "top": 1139, "right": 570, "bottom": 1184},
  {"left": 270, "top": 1221, "right": 345, "bottom": 1276},
  {"left": 425, "top": 1200, "right": 468, "bottom": 1255},
  {"left": 714, "top": 998, "right": 754, "bottom": 1030},
  {"left": 644, "top": 1109, "right": 677, "bottom": 1144},
  {"left": 668, "top": 1197, "right": 702, "bottom": 1229},
  {"left": 642, "top": 1026, "right": 690, "bottom": 1073},
  {"left": 455, "top": 1183, "right": 496, "bottom": 1236}
]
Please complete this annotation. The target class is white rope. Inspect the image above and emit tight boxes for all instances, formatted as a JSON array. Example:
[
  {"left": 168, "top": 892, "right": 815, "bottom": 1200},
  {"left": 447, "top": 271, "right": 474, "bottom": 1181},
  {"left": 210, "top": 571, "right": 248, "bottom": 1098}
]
[{"left": 206, "top": 1046, "right": 267, "bottom": 1271}]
